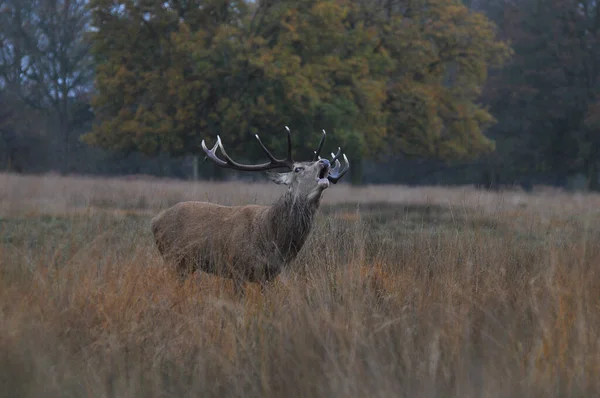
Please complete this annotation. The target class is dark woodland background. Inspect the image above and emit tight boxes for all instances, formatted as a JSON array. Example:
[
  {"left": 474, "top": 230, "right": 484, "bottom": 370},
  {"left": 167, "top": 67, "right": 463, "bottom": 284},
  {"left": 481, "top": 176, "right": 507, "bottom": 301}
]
[{"left": 1, "top": 0, "right": 599, "bottom": 190}]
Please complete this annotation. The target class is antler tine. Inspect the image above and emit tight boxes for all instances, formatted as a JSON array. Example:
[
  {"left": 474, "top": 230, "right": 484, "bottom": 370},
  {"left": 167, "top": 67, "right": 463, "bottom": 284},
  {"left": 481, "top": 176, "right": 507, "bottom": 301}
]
[
  {"left": 327, "top": 153, "right": 350, "bottom": 184},
  {"left": 285, "top": 126, "right": 293, "bottom": 163},
  {"left": 201, "top": 137, "right": 228, "bottom": 167},
  {"left": 253, "top": 128, "right": 294, "bottom": 166},
  {"left": 330, "top": 147, "right": 342, "bottom": 163},
  {"left": 253, "top": 134, "right": 279, "bottom": 162},
  {"left": 312, "top": 129, "right": 326, "bottom": 161}
]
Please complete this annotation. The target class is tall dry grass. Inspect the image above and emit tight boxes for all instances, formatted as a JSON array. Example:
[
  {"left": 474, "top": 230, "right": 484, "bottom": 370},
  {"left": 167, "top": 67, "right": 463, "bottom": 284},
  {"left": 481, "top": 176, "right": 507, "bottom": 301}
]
[{"left": 1, "top": 172, "right": 600, "bottom": 397}]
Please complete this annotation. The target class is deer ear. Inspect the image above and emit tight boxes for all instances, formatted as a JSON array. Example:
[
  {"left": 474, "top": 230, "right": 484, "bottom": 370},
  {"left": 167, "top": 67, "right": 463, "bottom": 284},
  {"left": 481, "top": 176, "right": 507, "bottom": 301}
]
[{"left": 266, "top": 172, "right": 292, "bottom": 185}]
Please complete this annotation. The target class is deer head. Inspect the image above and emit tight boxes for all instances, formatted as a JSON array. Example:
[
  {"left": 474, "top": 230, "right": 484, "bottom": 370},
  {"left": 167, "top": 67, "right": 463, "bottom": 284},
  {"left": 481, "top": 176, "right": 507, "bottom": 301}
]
[{"left": 201, "top": 127, "right": 350, "bottom": 203}]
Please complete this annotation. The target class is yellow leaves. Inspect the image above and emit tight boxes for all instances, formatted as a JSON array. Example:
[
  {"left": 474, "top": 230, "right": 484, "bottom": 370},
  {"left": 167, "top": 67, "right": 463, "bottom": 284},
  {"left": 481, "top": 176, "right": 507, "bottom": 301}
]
[
  {"left": 387, "top": 74, "right": 496, "bottom": 161},
  {"left": 371, "top": 0, "right": 510, "bottom": 160},
  {"left": 311, "top": 1, "right": 346, "bottom": 21}
]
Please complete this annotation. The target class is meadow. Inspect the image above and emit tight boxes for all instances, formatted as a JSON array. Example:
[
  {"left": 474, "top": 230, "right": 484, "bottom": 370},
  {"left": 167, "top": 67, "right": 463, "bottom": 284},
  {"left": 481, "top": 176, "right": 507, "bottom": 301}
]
[{"left": 1, "top": 172, "right": 600, "bottom": 397}]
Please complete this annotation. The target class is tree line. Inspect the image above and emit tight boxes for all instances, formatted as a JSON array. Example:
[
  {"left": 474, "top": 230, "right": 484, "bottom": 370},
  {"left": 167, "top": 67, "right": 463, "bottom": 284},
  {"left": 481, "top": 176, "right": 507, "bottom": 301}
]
[{"left": 1, "top": 0, "right": 599, "bottom": 190}]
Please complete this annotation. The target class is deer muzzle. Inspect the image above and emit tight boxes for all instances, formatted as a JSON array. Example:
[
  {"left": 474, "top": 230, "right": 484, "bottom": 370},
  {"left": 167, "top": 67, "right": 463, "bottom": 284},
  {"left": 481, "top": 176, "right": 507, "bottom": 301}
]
[{"left": 317, "top": 159, "right": 331, "bottom": 188}]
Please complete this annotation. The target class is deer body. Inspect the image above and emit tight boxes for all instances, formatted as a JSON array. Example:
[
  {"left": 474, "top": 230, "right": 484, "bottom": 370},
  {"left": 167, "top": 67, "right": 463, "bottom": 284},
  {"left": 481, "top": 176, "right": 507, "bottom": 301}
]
[
  {"left": 151, "top": 127, "right": 349, "bottom": 295},
  {"left": 151, "top": 189, "right": 322, "bottom": 287}
]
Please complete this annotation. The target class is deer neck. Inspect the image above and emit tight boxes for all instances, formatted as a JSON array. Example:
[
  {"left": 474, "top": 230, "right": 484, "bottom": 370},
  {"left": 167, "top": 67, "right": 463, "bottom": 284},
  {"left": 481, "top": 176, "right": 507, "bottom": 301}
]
[{"left": 266, "top": 190, "right": 322, "bottom": 262}]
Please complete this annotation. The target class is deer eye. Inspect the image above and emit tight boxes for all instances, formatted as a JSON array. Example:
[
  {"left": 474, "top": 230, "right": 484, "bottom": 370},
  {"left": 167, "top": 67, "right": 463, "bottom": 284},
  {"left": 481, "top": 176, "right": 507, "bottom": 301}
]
[{"left": 294, "top": 167, "right": 304, "bottom": 173}]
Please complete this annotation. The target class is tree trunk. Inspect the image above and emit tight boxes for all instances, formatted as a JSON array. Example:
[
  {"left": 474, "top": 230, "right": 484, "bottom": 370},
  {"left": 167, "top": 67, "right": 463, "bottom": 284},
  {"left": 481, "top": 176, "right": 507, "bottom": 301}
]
[
  {"left": 192, "top": 155, "right": 199, "bottom": 180},
  {"left": 586, "top": 156, "right": 599, "bottom": 191},
  {"left": 350, "top": 157, "right": 363, "bottom": 185},
  {"left": 63, "top": 128, "right": 70, "bottom": 174},
  {"left": 211, "top": 162, "right": 224, "bottom": 181},
  {"left": 57, "top": 110, "right": 72, "bottom": 175}
]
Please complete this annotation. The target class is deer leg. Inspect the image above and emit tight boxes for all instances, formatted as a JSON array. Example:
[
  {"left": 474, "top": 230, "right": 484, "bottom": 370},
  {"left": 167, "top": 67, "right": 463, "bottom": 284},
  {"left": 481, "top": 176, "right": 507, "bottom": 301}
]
[
  {"left": 259, "top": 278, "right": 274, "bottom": 295},
  {"left": 175, "top": 258, "right": 196, "bottom": 283},
  {"left": 258, "top": 262, "right": 279, "bottom": 295},
  {"left": 232, "top": 278, "right": 246, "bottom": 298}
]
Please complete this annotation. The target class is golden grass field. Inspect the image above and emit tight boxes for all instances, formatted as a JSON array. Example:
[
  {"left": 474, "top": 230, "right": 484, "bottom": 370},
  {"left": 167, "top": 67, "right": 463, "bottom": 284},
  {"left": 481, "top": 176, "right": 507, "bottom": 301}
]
[{"left": 1, "top": 172, "right": 600, "bottom": 397}]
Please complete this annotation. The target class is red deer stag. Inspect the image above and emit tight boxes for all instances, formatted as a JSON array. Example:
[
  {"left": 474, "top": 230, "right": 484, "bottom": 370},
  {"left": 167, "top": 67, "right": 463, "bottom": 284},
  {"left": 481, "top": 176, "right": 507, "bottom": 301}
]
[{"left": 151, "top": 127, "right": 350, "bottom": 295}]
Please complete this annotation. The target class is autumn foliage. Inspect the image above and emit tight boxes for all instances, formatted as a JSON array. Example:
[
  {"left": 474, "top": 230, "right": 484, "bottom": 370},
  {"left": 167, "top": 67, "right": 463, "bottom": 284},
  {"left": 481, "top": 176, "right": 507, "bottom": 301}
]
[{"left": 84, "top": 0, "right": 510, "bottom": 165}]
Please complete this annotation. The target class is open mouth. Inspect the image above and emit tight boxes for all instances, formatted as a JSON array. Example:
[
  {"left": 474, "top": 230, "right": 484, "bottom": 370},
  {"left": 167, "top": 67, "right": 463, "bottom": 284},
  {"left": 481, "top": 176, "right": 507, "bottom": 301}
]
[{"left": 318, "top": 165, "right": 329, "bottom": 180}]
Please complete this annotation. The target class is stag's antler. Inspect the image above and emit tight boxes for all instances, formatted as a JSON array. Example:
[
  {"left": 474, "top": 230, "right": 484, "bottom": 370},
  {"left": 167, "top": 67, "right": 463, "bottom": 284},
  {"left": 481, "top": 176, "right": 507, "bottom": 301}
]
[
  {"left": 202, "top": 126, "right": 294, "bottom": 171},
  {"left": 327, "top": 152, "right": 350, "bottom": 184},
  {"left": 313, "top": 129, "right": 326, "bottom": 161},
  {"left": 311, "top": 129, "right": 350, "bottom": 184}
]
